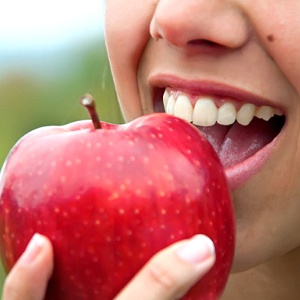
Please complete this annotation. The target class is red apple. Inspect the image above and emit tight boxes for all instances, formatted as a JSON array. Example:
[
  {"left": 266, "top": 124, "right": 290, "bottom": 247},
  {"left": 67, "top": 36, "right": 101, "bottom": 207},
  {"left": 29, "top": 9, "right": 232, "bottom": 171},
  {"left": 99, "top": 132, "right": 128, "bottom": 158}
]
[{"left": 0, "top": 94, "right": 235, "bottom": 299}]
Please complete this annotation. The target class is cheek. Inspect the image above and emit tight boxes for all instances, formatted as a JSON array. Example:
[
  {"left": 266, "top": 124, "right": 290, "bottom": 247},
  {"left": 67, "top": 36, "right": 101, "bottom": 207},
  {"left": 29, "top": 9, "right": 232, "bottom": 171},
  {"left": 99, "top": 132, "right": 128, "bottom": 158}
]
[
  {"left": 105, "top": 1, "right": 156, "bottom": 121},
  {"left": 249, "top": 2, "right": 300, "bottom": 96}
]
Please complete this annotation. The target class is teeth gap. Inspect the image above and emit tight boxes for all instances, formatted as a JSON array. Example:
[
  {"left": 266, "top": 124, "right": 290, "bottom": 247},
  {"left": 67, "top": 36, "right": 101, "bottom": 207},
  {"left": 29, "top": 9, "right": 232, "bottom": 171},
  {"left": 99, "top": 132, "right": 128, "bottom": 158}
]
[{"left": 163, "top": 90, "right": 284, "bottom": 127}]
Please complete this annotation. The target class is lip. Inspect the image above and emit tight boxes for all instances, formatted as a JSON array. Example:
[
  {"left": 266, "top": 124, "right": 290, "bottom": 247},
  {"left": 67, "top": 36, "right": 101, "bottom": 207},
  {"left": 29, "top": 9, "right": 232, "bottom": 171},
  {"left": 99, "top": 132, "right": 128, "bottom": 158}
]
[
  {"left": 150, "top": 74, "right": 285, "bottom": 111},
  {"left": 149, "top": 73, "right": 286, "bottom": 191}
]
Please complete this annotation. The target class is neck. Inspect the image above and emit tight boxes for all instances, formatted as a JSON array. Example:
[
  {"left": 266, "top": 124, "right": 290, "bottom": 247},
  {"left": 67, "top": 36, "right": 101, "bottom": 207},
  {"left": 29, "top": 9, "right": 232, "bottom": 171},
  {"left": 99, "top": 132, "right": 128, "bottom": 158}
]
[{"left": 221, "top": 246, "right": 300, "bottom": 299}]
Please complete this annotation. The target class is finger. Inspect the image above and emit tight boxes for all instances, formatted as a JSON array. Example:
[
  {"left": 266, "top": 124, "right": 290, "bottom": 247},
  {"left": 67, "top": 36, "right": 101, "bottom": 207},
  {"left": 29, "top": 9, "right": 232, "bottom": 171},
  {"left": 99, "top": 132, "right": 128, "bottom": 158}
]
[
  {"left": 115, "top": 234, "right": 216, "bottom": 300},
  {"left": 2, "top": 233, "right": 54, "bottom": 300}
]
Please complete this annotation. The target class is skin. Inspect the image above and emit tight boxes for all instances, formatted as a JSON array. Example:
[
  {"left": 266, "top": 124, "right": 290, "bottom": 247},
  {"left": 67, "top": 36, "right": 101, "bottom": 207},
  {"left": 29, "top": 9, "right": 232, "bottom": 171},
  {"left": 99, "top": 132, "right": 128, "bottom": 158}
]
[
  {"left": 105, "top": 0, "right": 300, "bottom": 298},
  {"left": 3, "top": 0, "right": 300, "bottom": 299}
]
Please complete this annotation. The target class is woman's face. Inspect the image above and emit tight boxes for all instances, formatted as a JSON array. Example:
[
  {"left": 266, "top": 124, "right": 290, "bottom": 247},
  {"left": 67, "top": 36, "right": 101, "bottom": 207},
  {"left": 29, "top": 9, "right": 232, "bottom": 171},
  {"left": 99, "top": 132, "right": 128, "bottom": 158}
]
[{"left": 105, "top": 1, "right": 300, "bottom": 272}]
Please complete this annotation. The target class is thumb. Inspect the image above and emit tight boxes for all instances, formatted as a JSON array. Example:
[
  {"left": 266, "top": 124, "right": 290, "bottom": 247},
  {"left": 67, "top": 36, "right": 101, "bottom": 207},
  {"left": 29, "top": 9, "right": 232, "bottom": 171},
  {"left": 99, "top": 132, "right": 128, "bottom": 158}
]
[
  {"left": 2, "top": 233, "right": 54, "bottom": 300},
  {"left": 115, "top": 234, "right": 216, "bottom": 300}
]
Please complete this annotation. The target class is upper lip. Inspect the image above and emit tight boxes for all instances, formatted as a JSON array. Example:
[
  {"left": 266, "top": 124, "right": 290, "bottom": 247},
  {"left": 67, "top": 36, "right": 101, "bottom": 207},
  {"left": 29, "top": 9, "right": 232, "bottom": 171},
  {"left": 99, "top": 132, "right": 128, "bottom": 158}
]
[{"left": 149, "top": 73, "right": 285, "bottom": 111}]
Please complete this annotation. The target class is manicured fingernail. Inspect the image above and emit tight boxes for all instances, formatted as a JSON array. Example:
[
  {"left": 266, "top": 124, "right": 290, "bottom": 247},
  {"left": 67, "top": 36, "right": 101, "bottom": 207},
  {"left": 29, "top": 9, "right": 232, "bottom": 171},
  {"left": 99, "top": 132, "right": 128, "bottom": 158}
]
[
  {"left": 176, "top": 235, "right": 215, "bottom": 264},
  {"left": 19, "top": 233, "right": 46, "bottom": 264}
]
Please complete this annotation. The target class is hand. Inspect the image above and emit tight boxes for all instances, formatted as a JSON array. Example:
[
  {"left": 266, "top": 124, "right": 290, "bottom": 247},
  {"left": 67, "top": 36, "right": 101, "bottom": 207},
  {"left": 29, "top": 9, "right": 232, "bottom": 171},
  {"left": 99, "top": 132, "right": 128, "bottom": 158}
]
[
  {"left": 2, "top": 234, "right": 215, "bottom": 300},
  {"left": 2, "top": 233, "right": 53, "bottom": 300},
  {"left": 115, "top": 234, "right": 215, "bottom": 299}
]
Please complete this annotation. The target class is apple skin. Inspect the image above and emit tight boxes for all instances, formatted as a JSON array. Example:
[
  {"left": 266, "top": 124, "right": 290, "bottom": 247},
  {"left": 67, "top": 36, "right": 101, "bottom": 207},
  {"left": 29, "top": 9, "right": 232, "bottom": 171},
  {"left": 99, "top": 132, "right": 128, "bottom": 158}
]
[{"left": 0, "top": 113, "right": 235, "bottom": 300}]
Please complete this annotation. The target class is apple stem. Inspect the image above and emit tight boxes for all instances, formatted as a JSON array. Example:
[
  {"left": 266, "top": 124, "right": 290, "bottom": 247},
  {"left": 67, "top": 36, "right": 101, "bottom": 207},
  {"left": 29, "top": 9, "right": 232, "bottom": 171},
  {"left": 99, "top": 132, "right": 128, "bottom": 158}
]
[{"left": 80, "top": 94, "right": 102, "bottom": 129}]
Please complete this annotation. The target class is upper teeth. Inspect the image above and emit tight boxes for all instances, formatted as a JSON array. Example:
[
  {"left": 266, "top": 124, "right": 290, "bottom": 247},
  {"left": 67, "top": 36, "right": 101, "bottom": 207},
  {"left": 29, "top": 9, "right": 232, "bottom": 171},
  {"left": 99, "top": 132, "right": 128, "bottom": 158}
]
[{"left": 163, "top": 89, "right": 283, "bottom": 126}]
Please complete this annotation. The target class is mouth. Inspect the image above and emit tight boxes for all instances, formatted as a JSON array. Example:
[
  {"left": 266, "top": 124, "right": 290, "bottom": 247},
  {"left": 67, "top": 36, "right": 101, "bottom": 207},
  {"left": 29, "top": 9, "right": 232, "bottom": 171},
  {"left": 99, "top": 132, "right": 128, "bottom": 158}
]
[{"left": 153, "top": 86, "right": 286, "bottom": 190}]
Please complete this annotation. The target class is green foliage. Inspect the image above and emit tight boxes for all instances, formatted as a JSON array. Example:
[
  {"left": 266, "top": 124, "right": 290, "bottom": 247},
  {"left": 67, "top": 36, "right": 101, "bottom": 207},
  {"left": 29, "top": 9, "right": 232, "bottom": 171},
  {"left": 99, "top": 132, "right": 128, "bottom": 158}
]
[
  {"left": 0, "top": 39, "right": 123, "bottom": 166},
  {"left": 0, "top": 38, "right": 123, "bottom": 293}
]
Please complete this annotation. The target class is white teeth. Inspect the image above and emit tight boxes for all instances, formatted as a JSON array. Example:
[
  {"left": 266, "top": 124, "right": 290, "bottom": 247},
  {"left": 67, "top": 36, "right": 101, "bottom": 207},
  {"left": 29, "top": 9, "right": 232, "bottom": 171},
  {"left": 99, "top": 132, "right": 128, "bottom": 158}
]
[
  {"left": 163, "top": 89, "right": 283, "bottom": 127},
  {"left": 166, "top": 94, "right": 176, "bottom": 115},
  {"left": 217, "top": 102, "right": 236, "bottom": 125},
  {"left": 255, "top": 105, "right": 275, "bottom": 121},
  {"left": 237, "top": 103, "right": 256, "bottom": 126},
  {"left": 163, "top": 89, "right": 170, "bottom": 108},
  {"left": 173, "top": 94, "right": 193, "bottom": 122},
  {"left": 193, "top": 98, "right": 218, "bottom": 126},
  {"left": 274, "top": 108, "right": 283, "bottom": 116}
]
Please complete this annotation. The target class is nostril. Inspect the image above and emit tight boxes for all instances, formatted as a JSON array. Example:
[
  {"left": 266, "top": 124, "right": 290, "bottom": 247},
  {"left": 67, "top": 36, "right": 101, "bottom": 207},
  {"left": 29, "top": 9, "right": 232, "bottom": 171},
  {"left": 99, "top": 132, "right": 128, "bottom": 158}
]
[{"left": 188, "top": 39, "right": 222, "bottom": 47}]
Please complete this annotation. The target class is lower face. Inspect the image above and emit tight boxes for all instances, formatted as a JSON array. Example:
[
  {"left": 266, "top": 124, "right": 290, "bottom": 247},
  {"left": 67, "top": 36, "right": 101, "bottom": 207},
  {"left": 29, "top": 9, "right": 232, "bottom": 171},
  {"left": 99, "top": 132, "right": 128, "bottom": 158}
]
[{"left": 105, "top": 1, "right": 300, "bottom": 272}]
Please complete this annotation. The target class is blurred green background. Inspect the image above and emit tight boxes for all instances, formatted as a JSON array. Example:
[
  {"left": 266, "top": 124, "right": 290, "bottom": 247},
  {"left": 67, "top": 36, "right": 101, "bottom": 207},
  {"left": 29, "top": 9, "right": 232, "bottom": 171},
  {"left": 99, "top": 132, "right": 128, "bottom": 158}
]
[
  {"left": 0, "top": 0, "right": 123, "bottom": 293},
  {"left": 0, "top": 40, "right": 122, "bottom": 166}
]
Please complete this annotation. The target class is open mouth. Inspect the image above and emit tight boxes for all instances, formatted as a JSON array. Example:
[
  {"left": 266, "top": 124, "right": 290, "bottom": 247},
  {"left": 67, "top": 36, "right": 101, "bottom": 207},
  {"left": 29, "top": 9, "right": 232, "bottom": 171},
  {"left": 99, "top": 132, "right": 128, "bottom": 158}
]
[{"left": 154, "top": 87, "right": 285, "bottom": 172}]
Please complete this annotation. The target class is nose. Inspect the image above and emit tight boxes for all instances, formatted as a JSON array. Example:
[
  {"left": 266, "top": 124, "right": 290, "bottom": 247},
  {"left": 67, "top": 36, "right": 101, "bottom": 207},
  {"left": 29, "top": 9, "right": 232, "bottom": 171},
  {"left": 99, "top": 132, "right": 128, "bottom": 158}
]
[{"left": 150, "top": 0, "right": 249, "bottom": 50}]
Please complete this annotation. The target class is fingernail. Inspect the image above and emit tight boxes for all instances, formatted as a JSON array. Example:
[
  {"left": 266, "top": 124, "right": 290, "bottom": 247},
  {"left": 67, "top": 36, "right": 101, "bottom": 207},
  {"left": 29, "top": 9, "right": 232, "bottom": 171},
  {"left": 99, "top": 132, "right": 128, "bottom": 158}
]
[
  {"left": 176, "top": 235, "right": 215, "bottom": 264},
  {"left": 19, "top": 233, "right": 46, "bottom": 264}
]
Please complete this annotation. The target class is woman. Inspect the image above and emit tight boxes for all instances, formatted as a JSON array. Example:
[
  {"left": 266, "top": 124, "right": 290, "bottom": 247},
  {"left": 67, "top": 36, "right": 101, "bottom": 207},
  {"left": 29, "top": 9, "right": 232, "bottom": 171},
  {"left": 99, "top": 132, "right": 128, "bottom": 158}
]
[{"left": 3, "top": 1, "right": 300, "bottom": 299}]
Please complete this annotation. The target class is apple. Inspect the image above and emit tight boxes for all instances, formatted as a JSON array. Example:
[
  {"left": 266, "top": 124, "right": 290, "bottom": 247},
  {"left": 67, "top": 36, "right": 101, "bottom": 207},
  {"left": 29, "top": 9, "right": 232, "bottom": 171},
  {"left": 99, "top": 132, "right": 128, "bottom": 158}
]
[{"left": 0, "top": 94, "right": 235, "bottom": 299}]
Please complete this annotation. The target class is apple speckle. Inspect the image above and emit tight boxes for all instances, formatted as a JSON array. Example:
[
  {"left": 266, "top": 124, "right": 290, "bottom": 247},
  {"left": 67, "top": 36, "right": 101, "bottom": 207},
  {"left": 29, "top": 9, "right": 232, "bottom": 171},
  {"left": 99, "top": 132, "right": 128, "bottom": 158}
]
[
  {"left": 143, "top": 157, "right": 150, "bottom": 164},
  {"left": 163, "top": 164, "right": 169, "bottom": 170},
  {"left": 186, "top": 149, "right": 192, "bottom": 155},
  {"left": 147, "top": 179, "right": 153, "bottom": 186},
  {"left": 74, "top": 232, "right": 81, "bottom": 239},
  {"left": 185, "top": 196, "right": 191, "bottom": 204},
  {"left": 70, "top": 274, "right": 76, "bottom": 281},
  {"left": 110, "top": 192, "right": 119, "bottom": 200},
  {"left": 118, "top": 156, "right": 124, "bottom": 162},
  {"left": 135, "top": 189, "right": 142, "bottom": 196},
  {"left": 92, "top": 257, "right": 99, "bottom": 263},
  {"left": 159, "top": 191, "right": 166, "bottom": 197}
]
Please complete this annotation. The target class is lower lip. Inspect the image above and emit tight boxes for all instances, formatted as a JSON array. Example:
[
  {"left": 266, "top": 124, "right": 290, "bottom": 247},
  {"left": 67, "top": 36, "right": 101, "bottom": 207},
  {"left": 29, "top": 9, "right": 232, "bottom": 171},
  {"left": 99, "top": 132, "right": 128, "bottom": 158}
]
[{"left": 224, "top": 131, "right": 282, "bottom": 191}]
